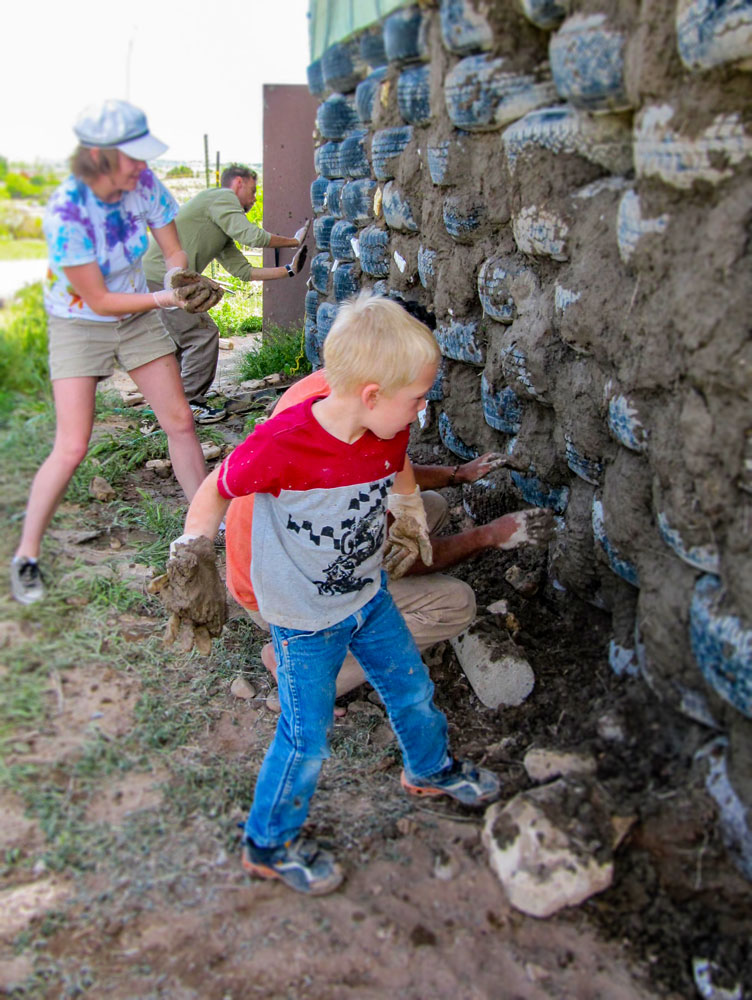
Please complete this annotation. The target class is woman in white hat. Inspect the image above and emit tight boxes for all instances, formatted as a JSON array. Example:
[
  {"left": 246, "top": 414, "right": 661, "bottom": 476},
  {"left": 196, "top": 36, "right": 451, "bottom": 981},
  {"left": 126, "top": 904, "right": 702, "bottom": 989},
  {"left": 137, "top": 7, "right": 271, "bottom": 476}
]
[{"left": 11, "top": 99, "right": 216, "bottom": 605}]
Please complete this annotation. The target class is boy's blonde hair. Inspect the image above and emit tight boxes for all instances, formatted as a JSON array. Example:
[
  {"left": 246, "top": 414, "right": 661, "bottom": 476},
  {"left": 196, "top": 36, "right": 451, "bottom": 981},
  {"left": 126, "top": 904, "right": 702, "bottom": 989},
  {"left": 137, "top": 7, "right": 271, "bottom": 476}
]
[{"left": 323, "top": 292, "right": 440, "bottom": 395}]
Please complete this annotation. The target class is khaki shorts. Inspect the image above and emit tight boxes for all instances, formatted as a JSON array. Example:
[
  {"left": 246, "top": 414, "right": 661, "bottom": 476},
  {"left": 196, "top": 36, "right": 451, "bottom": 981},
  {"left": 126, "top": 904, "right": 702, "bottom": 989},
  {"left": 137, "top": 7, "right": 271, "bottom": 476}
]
[{"left": 47, "top": 311, "right": 176, "bottom": 380}]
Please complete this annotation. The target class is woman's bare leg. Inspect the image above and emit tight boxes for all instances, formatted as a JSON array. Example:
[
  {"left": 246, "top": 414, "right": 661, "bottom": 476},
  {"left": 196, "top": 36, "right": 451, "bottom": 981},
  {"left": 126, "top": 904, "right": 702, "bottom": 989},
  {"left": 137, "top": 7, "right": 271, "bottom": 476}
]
[
  {"left": 129, "top": 353, "right": 207, "bottom": 501},
  {"left": 15, "top": 377, "right": 98, "bottom": 560}
]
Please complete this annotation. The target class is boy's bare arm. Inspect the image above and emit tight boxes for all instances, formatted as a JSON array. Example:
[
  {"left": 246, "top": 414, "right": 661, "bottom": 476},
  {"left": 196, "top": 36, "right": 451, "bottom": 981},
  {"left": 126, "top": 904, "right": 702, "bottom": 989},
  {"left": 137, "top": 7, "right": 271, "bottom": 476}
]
[
  {"left": 391, "top": 456, "right": 418, "bottom": 495},
  {"left": 183, "top": 467, "right": 231, "bottom": 540}
]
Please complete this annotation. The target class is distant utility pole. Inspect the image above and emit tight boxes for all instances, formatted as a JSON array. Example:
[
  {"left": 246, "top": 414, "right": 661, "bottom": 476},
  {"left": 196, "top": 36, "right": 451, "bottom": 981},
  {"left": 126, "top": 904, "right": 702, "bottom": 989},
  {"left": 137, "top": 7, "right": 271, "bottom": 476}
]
[
  {"left": 125, "top": 38, "right": 134, "bottom": 100},
  {"left": 216, "top": 151, "right": 220, "bottom": 187},
  {"left": 204, "top": 134, "right": 210, "bottom": 189}
]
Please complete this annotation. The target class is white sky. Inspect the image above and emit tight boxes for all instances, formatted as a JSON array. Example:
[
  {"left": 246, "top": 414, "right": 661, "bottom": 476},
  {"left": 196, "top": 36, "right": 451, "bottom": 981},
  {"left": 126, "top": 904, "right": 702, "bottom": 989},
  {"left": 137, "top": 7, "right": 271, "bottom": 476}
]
[{"left": 2, "top": 0, "right": 311, "bottom": 166}]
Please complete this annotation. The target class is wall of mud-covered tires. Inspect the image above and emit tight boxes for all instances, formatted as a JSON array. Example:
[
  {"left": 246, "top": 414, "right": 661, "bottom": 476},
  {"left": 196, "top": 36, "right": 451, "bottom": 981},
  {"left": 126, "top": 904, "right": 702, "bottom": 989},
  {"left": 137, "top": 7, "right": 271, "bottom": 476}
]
[{"left": 303, "top": 0, "right": 752, "bottom": 862}]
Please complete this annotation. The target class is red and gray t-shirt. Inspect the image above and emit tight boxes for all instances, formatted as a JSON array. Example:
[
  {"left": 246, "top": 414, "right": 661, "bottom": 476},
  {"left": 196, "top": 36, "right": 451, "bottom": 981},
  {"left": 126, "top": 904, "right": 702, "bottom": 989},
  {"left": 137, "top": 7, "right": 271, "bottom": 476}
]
[{"left": 217, "top": 396, "right": 408, "bottom": 630}]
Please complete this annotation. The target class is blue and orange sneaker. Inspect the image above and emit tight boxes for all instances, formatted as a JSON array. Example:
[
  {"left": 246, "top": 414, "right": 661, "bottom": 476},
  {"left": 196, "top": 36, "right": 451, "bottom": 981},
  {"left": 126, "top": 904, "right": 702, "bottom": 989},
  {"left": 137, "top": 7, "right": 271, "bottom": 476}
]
[
  {"left": 241, "top": 835, "right": 344, "bottom": 896},
  {"left": 401, "top": 758, "right": 501, "bottom": 806}
]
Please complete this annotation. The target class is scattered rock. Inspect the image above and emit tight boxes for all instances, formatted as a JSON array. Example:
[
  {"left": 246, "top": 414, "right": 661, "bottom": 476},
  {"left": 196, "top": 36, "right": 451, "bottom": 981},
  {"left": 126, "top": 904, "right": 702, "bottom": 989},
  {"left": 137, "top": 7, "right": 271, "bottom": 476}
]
[
  {"left": 200, "top": 442, "right": 223, "bottom": 460},
  {"left": 396, "top": 817, "right": 419, "bottom": 836},
  {"left": 218, "top": 338, "right": 235, "bottom": 350},
  {"left": 486, "top": 598, "right": 509, "bottom": 615},
  {"left": 115, "top": 562, "right": 157, "bottom": 588},
  {"left": 347, "top": 699, "right": 382, "bottom": 717},
  {"left": 450, "top": 629, "right": 535, "bottom": 708},
  {"left": 89, "top": 476, "right": 116, "bottom": 502},
  {"left": 504, "top": 563, "right": 543, "bottom": 595},
  {"left": 238, "top": 378, "right": 266, "bottom": 391},
  {"left": 265, "top": 692, "right": 281, "bottom": 714},
  {"left": 523, "top": 747, "right": 597, "bottom": 783},
  {"left": 482, "top": 777, "right": 615, "bottom": 918},
  {"left": 432, "top": 848, "right": 459, "bottom": 881},
  {"left": 0, "top": 878, "right": 73, "bottom": 941},
  {"left": 145, "top": 458, "right": 173, "bottom": 477},
  {"left": 117, "top": 613, "right": 156, "bottom": 642},
  {"left": 597, "top": 712, "right": 626, "bottom": 742},
  {"left": 121, "top": 391, "right": 145, "bottom": 406},
  {"left": 369, "top": 723, "right": 397, "bottom": 747},
  {"left": 230, "top": 677, "right": 257, "bottom": 700},
  {"left": 48, "top": 528, "right": 102, "bottom": 546}
]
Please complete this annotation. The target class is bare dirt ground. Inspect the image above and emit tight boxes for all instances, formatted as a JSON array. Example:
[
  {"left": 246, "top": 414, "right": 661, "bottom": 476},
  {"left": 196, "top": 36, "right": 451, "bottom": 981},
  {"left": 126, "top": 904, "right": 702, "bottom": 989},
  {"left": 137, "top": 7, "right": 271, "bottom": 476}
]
[{"left": 1, "top": 340, "right": 750, "bottom": 999}]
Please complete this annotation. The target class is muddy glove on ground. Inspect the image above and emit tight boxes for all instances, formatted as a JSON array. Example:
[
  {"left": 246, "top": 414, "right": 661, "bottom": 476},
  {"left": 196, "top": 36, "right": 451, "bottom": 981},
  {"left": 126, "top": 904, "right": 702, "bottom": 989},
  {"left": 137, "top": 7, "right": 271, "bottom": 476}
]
[
  {"left": 383, "top": 487, "right": 434, "bottom": 579},
  {"left": 164, "top": 268, "right": 225, "bottom": 313},
  {"left": 147, "top": 535, "right": 227, "bottom": 655}
]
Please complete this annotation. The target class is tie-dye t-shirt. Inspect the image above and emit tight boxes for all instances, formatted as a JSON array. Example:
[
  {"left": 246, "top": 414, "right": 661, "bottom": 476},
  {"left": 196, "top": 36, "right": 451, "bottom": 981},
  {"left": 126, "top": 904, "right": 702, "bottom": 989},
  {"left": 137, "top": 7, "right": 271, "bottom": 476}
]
[{"left": 43, "top": 170, "right": 178, "bottom": 322}]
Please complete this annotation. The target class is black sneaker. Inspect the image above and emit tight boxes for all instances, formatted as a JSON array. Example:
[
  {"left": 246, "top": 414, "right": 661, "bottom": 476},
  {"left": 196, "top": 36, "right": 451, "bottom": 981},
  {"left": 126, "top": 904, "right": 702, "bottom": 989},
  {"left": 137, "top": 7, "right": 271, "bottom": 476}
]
[
  {"left": 241, "top": 835, "right": 344, "bottom": 895},
  {"left": 401, "top": 758, "right": 501, "bottom": 806},
  {"left": 190, "top": 403, "right": 227, "bottom": 424},
  {"left": 10, "top": 557, "right": 45, "bottom": 605}
]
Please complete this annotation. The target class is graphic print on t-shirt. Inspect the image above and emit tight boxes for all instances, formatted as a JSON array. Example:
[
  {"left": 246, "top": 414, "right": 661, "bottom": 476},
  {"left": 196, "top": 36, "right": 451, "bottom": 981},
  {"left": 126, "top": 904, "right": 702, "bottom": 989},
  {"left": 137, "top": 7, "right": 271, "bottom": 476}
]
[{"left": 286, "top": 481, "right": 389, "bottom": 596}]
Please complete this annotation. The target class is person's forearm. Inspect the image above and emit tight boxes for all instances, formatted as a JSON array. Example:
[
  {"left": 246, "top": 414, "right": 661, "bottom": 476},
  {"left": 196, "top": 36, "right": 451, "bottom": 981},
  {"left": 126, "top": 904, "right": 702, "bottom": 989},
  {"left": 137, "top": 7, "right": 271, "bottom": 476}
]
[
  {"left": 248, "top": 266, "right": 294, "bottom": 281},
  {"left": 414, "top": 463, "right": 463, "bottom": 489},
  {"left": 184, "top": 468, "right": 230, "bottom": 539},
  {"left": 392, "top": 461, "right": 418, "bottom": 495},
  {"left": 82, "top": 291, "right": 164, "bottom": 317},
  {"left": 266, "top": 234, "right": 300, "bottom": 248},
  {"left": 163, "top": 249, "right": 188, "bottom": 273}
]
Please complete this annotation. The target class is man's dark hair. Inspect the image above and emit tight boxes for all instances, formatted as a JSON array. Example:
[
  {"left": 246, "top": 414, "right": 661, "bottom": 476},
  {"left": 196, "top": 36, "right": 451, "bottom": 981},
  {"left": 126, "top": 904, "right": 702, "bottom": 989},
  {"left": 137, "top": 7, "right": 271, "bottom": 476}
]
[{"left": 220, "top": 163, "right": 258, "bottom": 188}]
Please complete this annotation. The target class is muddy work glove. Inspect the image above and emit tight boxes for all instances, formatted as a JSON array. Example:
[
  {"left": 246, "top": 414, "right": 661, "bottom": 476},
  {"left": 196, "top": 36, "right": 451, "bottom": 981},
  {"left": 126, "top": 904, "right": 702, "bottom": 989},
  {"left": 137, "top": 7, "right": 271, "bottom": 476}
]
[
  {"left": 293, "top": 219, "right": 311, "bottom": 245},
  {"left": 148, "top": 535, "right": 227, "bottom": 655},
  {"left": 164, "top": 268, "right": 224, "bottom": 313},
  {"left": 383, "top": 487, "right": 434, "bottom": 580},
  {"left": 285, "top": 243, "right": 308, "bottom": 277}
]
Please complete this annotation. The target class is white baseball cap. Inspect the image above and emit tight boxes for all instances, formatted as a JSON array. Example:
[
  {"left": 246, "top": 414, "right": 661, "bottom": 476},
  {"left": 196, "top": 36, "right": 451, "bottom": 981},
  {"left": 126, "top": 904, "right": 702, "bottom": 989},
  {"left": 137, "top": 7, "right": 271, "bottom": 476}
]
[{"left": 73, "top": 99, "right": 168, "bottom": 160}]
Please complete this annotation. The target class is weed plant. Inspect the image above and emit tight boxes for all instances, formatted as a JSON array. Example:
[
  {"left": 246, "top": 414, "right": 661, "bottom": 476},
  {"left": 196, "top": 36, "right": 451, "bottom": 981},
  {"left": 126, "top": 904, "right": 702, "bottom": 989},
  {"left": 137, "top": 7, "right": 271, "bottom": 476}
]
[{"left": 235, "top": 325, "right": 310, "bottom": 381}]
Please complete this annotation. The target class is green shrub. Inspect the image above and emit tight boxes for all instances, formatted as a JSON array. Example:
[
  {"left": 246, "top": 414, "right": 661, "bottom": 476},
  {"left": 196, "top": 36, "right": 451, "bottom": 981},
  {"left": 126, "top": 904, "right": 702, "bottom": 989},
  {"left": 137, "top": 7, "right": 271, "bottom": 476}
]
[
  {"left": 166, "top": 165, "right": 195, "bottom": 179},
  {"left": 247, "top": 183, "right": 263, "bottom": 229},
  {"left": 5, "top": 173, "right": 36, "bottom": 199},
  {"left": 235, "top": 325, "right": 310, "bottom": 381},
  {"left": 0, "top": 283, "right": 50, "bottom": 422}
]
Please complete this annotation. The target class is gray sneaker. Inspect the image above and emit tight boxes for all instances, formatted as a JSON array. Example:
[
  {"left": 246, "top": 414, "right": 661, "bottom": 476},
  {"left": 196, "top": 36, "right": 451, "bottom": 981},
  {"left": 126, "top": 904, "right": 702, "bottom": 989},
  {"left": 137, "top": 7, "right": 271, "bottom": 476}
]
[
  {"left": 10, "top": 557, "right": 45, "bottom": 605},
  {"left": 190, "top": 403, "right": 227, "bottom": 424}
]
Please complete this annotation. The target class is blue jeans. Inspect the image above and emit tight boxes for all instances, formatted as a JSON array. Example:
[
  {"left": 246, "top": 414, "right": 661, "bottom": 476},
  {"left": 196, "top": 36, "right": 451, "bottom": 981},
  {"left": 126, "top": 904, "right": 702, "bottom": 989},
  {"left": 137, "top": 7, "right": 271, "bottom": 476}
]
[{"left": 245, "top": 575, "right": 450, "bottom": 847}]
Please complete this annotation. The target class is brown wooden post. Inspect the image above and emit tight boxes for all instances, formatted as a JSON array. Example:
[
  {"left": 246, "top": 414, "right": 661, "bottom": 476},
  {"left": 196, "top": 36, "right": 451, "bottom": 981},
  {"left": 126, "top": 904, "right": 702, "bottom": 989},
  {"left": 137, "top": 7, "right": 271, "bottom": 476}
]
[{"left": 262, "top": 83, "right": 319, "bottom": 333}]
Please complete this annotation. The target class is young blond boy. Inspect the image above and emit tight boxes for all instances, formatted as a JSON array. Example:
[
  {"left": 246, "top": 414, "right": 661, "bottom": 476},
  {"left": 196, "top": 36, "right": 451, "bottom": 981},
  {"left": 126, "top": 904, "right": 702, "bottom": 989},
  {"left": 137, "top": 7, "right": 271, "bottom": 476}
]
[{"left": 175, "top": 292, "right": 500, "bottom": 894}]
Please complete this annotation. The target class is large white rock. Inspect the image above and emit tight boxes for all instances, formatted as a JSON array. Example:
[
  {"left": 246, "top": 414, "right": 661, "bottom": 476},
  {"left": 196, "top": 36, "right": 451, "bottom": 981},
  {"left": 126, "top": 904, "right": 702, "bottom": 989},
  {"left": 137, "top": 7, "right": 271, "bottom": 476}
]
[
  {"left": 482, "top": 777, "right": 614, "bottom": 917},
  {"left": 450, "top": 630, "right": 534, "bottom": 708}
]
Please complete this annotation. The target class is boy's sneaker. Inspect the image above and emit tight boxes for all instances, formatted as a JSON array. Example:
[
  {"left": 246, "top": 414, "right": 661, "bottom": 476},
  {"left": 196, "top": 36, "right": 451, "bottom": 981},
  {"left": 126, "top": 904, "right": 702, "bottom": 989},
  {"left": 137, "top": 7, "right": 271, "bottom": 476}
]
[
  {"left": 10, "top": 557, "right": 45, "bottom": 605},
  {"left": 401, "top": 758, "right": 501, "bottom": 807},
  {"left": 241, "top": 835, "right": 344, "bottom": 895},
  {"left": 190, "top": 403, "right": 227, "bottom": 424}
]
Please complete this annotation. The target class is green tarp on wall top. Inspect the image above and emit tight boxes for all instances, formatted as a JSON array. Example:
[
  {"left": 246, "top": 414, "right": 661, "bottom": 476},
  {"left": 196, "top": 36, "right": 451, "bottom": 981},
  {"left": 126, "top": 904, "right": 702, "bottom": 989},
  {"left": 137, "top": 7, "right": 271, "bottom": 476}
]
[{"left": 309, "top": 0, "right": 412, "bottom": 62}]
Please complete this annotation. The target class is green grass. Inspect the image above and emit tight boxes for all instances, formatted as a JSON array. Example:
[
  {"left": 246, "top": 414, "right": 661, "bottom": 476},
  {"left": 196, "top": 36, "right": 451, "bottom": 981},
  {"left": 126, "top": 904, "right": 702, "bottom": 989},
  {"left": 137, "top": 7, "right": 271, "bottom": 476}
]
[
  {"left": 207, "top": 257, "right": 263, "bottom": 338},
  {"left": 0, "top": 238, "right": 47, "bottom": 261},
  {"left": 0, "top": 282, "right": 50, "bottom": 424},
  {"left": 235, "top": 324, "right": 310, "bottom": 381}
]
